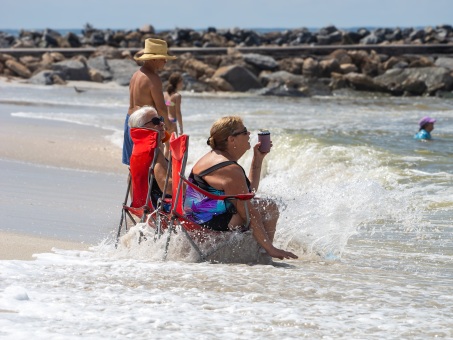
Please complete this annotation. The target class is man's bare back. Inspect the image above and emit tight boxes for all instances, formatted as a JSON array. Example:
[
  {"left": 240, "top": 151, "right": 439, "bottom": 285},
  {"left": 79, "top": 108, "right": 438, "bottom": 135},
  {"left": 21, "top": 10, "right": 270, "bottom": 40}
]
[{"left": 128, "top": 64, "right": 173, "bottom": 130}]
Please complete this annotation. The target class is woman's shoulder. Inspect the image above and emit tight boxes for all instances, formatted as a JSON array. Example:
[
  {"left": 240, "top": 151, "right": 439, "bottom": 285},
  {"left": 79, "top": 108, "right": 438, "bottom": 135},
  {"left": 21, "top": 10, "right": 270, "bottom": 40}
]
[
  {"left": 193, "top": 154, "right": 237, "bottom": 174},
  {"left": 171, "top": 92, "right": 182, "bottom": 101}
]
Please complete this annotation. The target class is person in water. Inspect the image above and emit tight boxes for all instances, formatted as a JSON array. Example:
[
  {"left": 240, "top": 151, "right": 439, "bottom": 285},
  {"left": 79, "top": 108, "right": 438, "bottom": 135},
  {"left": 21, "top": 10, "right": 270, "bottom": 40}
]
[
  {"left": 122, "top": 38, "right": 176, "bottom": 166},
  {"left": 414, "top": 116, "right": 436, "bottom": 140},
  {"left": 128, "top": 106, "right": 172, "bottom": 209},
  {"left": 163, "top": 72, "right": 184, "bottom": 137},
  {"left": 183, "top": 116, "right": 298, "bottom": 260}
]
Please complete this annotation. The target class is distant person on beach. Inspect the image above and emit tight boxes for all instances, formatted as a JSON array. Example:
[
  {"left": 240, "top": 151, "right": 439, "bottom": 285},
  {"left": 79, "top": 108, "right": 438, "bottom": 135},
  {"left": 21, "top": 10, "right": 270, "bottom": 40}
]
[
  {"left": 163, "top": 72, "right": 184, "bottom": 137},
  {"left": 122, "top": 38, "right": 176, "bottom": 166},
  {"left": 183, "top": 116, "right": 298, "bottom": 260},
  {"left": 128, "top": 106, "right": 172, "bottom": 208},
  {"left": 414, "top": 116, "right": 436, "bottom": 140}
]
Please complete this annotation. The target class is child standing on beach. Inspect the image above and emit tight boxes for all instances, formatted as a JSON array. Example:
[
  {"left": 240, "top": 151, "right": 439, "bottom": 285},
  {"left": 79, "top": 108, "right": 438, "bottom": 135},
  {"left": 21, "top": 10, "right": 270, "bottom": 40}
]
[{"left": 164, "top": 72, "right": 184, "bottom": 137}]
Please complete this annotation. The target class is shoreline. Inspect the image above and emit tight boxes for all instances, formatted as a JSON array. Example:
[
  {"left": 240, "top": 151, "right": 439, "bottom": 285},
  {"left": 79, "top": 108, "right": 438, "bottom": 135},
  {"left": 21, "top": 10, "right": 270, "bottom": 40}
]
[
  {"left": 0, "top": 231, "right": 91, "bottom": 261},
  {"left": 0, "top": 78, "right": 126, "bottom": 174},
  {"left": 0, "top": 81, "right": 128, "bottom": 259}
]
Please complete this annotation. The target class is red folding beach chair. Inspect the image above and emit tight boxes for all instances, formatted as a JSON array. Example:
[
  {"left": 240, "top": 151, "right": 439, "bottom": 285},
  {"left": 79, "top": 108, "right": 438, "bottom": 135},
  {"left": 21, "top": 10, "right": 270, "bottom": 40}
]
[
  {"left": 116, "top": 127, "right": 162, "bottom": 244},
  {"left": 162, "top": 133, "right": 256, "bottom": 262}
]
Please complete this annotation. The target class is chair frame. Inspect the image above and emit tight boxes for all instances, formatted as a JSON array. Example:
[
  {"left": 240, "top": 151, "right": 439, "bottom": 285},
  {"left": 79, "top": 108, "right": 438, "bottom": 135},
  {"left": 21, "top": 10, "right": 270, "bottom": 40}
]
[{"left": 116, "top": 127, "right": 162, "bottom": 246}]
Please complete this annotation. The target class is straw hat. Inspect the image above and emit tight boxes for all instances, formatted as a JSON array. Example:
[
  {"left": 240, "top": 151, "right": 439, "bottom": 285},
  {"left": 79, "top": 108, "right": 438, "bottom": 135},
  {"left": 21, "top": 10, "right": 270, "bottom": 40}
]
[{"left": 134, "top": 38, "right": 177, "bottom": 61}]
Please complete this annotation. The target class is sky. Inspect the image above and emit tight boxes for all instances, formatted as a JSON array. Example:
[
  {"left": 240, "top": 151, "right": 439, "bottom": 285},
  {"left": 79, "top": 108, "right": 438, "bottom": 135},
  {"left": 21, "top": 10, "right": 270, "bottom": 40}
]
[{"left": 1, "top": 0, "right": 452, "bottom": 31}]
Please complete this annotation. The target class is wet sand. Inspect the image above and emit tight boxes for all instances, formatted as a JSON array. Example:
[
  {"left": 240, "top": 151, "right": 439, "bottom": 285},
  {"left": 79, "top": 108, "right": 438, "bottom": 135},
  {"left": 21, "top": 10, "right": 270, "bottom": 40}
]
[
  {"left": 0, "top": 78, "right": 128, "bottom": 260},
  {"left": 0, "top": 231, "right": 90, "bottom": 260}
]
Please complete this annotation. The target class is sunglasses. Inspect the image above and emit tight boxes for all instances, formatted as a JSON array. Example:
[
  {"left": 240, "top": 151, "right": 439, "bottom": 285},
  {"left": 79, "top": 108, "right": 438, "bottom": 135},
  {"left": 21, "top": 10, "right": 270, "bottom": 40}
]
[
  {"left": 142, "top": 116, "right": 164, "bottom": 127},
  {"left": 231, "top": 127, "right": 248, "bottom": 136}
]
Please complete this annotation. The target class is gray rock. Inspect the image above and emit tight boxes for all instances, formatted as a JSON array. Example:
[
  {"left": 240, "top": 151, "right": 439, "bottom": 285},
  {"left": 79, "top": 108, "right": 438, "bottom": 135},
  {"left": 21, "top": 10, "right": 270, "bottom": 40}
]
[
  {"left": 182, "top": 73, "right": 215, "bottom": 92},
  {"left": 260, "top": 70, "right": 305, "bottom": 87},
  {"left": 401, "top": 77, "right": 427, "bottom": 95},
  {"left": 5, "top": 60, "right": 32, "bottom": 78},
  {"left": 213, "top": 65, "right": 262, "bottom": 92},
  {"left": 107, "top": 59, "right": 138, "bottom": 86},
  {"left": 29, "top": 70, "right": 54, "bottom": 85},
  {"left": 65, "top": 32, "right": 81, "bottom": 47},
  {"left": 243, "top": 53, "right": 279, "bottom": 71},
  {"left": 375, "top": 67, "right": 453, "bottom": 94},
  {"left": 255, "top": 84, "right": 308, "bottom": 97},
  {"left": 436, "top": 90, "right": 453, "bottom": 99},
  {"left": 51, "top": 59, "right": 90, "bottom": 81},
  {"left": 259, "top": 71, "right": 331, "bottom": 96},
  {"left": 343, "top": 72, "right": 386, "bottom": 92},
  {"left": 87, "top": 56, "right": 112, "bottom": 80},
  {"left": 435, "top": 57, "right": 453, "bottom": 70},
  {"left": 360, "top": 33, "right": 382, "bottom": 45},
  {"left": 302, "top": 58, "right": 321, "bottom": 78},
  {"left": 40, "top": 28, "right": 61, "bottom": 48}
]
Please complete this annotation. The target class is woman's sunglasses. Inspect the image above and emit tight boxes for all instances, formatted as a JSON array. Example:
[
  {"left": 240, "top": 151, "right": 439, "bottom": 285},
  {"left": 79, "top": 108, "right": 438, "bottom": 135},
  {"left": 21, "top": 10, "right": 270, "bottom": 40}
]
[
  {"left": 231, "top": 127, "right": 248, "bottom": 136},
  {"left": 141, "top": 116, "right": 164, "bottom": 127}
]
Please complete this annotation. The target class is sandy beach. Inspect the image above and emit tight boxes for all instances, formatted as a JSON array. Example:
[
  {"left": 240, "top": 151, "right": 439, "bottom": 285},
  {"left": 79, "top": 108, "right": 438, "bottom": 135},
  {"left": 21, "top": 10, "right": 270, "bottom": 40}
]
[
  {"left": 0, "top": 231, "right": 90, "bottom": 260},
  {"left": 0, "top": 77, "right": 128, "bottom": 260}
]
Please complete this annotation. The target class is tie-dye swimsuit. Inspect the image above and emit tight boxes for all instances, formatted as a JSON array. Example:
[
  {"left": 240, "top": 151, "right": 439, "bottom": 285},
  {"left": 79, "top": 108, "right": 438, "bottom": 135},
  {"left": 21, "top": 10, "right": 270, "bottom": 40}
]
[{"left": 183, "top": 161, "right": 251, "bottom": 231}]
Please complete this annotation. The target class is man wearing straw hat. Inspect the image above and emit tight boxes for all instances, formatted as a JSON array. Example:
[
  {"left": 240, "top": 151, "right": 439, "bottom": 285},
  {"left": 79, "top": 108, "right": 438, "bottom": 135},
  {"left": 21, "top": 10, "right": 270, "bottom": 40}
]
[{"left": 122, "top": 38, "right": 177, "bottom": 166}]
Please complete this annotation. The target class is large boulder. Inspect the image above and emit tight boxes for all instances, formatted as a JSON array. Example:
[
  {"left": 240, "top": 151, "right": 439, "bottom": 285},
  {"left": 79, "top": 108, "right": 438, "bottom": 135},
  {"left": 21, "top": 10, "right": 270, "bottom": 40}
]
[
  {"left": 401, "top": 77, "right": 427, "bottom": 96},
  {"left": 202, "top": 32, "right": 228, "bottom": 47},
  {"left": 181, "top": 73, "right": 215, "bottom": 92},
  {"left": 65, "top": 32, "right": 82, "bottom": 47},
  {"left": 107, "top": 59, "right": 138, "bottom": 85},
  {"left": 342, "top": 72, "right": 387, "bottom": 92},
  {"left": 29, "top": 70, "right": 55, "bottom": 85},
  {"left": 259, "top": 71, "right": 331, "bottom": 96},
  {"left": 183, "top": 59, "right": 215, "bottom": 79},
  {"left": 260, "top": 70, "right": 305, "bottom": 88},
  {"left": 435, "top": 57, "right": 453, "bottom": 70},
  {"left": 328, "top": 49, "right": 353, "bottom": 65},
  {"left": 278, "top": 57, "right": 304, "bottom": 75},
  {"left": 302, "top": 57, "right": 320, "bottom": 78},
  {"left": 319, "top": 58, "right": 341, "bottom": 77},
  {"left": 339, "top": 63, "right": 358, "bottom": 74},
  {"left": 19, "top": 55, "right": 43, "bottom": 73},
  {"left": 375, "top": 67, "right": 453, "bottom": 95},
  {"left": 256, "top": 85, "right": 309, "bottom": 97},
  {"left": 213, "top": 65, "right": 262, "bottom": 92},
  {"left": 87, "top": 56, "right": 112, "bottom": 80},
  {"left": 39, "top": 28, "right": 61, "bottom": 48},
  {"left": 28, "top": 70, "right": 66, "bottom": 85},
  {"left": 51, "top": 59, "right": 90, "bottom": 81},
  {"left": 5, "top": 60, "right": 32, "bottom": 78},
  {"left": 205, "top": 76, "right": 234, "bottom": 91},
  {"left": 242, "top": 53, "right": 279, "bottom": 71},
  {"left": 0, "top": 32, "right": 16, "bottom": 48}
]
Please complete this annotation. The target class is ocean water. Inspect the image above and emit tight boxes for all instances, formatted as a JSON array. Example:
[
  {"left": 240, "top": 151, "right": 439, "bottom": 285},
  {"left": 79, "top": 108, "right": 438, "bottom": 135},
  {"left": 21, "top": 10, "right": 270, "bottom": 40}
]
[{"left": 0, "top": 82, "right": 452, "bottom": 339}]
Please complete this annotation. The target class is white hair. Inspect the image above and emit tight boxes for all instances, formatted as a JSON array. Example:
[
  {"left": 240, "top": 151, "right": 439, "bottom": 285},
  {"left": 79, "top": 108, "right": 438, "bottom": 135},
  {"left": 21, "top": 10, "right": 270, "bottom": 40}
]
[{"left": 128, "top": 106, "right": 158, "bottom": 128}]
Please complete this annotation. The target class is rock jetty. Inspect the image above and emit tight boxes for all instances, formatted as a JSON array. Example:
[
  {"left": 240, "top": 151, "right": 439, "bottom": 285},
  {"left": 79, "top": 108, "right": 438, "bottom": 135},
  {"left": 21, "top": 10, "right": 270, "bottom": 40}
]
[{"left": 1, "top": 24, "right": 453, "bottom": 97}]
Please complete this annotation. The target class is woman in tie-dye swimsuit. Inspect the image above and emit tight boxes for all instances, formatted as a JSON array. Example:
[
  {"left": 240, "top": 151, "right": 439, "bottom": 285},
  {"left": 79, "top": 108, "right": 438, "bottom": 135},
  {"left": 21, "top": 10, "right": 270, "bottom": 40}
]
[{"left": 183, "top": 116, "right": 298, "bottom": 260}]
